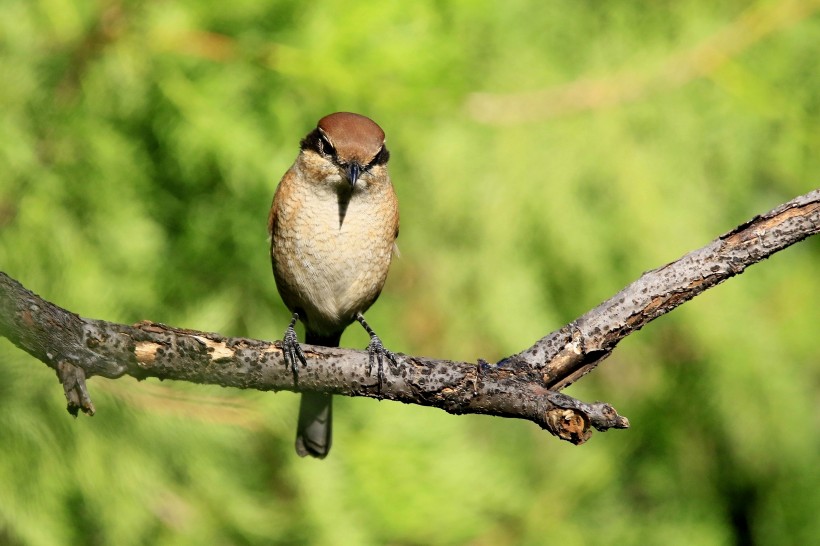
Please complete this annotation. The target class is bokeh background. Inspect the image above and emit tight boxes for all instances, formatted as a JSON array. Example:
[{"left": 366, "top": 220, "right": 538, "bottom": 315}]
[{"left": 1, "top": 0, "right": 819, "bottom": 544}]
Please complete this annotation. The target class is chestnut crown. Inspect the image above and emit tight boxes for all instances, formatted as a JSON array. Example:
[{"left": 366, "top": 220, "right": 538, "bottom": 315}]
[{"left": 301, "top": 112, "right": 390, "bottom": 169}]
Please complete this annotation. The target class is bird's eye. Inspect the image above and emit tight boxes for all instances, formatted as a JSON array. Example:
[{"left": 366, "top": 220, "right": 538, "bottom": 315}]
[
  {"left": 319, "top": 135, "right": 336, "bottom": 157},
  {"left": 368, "top": 145, "right": 390, "bottom": 167}
]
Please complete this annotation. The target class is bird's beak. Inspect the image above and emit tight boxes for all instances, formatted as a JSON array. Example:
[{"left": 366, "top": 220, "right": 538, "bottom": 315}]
[{"left": 346, "top": 163, "right": 361, "bottom": 188}]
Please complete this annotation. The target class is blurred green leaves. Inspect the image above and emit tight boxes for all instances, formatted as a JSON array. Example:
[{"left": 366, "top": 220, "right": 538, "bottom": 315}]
[{"left": 1, "top": 0, "right": 819, "bottom": 544}]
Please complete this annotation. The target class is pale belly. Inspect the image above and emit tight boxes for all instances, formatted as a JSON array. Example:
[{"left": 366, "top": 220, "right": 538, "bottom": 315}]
[{"left": 272, "top": 184, "right": 395, "bottom": 335}]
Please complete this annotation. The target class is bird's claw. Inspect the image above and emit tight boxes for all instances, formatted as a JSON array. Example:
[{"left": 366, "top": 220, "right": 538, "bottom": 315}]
[
  {"left": 282, "top": 313, "right": 306, "bottom": 378},
  {"left": 366, "top": 333, "right": 398, "bottom": 396},
  {"left": 355, "top": 313, "right": 399, "bottom": 395}
]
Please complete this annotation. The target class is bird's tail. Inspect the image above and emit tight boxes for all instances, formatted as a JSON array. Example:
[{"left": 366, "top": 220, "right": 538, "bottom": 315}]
[{"left": 295, "top": 330, "right": 341, "bottom": 459}]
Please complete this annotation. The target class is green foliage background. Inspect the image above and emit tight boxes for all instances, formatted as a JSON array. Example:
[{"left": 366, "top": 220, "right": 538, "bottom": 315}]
[{"left": 1, "top": 0, "right": 818, "bottom": 544}]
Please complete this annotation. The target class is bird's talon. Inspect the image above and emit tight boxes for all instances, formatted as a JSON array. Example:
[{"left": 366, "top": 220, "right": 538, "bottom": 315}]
[
  {"left": 282, "top": 313, "right": 306, "bottom": 378},
  {"left": 365, "top": 333, "right": 399, "bottom": 397}
]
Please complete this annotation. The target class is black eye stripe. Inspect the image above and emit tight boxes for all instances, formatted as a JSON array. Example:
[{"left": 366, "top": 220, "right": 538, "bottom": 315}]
[
  {"left": 300, "top": 128, "right": 336, "bottom": 159},
  {"left": 300, "top": 129, "right": 390, "bottom": 168},
  {"left": 319, "top": 135, "right": 336, "bottom": 156},
  {"left": 369, "top": 146, "right": 390, "bottom": 167}
]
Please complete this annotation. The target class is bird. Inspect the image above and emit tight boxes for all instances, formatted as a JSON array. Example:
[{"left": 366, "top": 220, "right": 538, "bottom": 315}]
[{"left": 268, "top": 112, "right": 400, "bottom": 459}]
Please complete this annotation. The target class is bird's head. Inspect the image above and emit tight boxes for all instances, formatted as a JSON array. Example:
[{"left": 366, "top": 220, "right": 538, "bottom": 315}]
[{"left": 300, "top": 112, "right": 390, "bottom": 188}]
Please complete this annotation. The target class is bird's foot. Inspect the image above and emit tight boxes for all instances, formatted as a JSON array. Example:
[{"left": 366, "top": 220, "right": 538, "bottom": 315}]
[
  {"left": 281, "top": 313, "right": 306, "bottom": 378},
  {"left": 356, "top": 313, "right": 398, "bottom": 396}
]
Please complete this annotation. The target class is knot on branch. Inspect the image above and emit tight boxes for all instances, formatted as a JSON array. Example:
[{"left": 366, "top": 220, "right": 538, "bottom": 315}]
[
  {"left": 545, "top": 408, "right": 591, "bottom": 444},
  {"left": 538, "top": 390, "right": 630, "bottom": 445}
]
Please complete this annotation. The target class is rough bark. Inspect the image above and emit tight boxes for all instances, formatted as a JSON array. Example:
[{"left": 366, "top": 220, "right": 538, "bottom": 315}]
[
  {"left": 500, "top": 189, "right": 820, "bottom": 389},
  {"left": 1, "top": 189, "right": 818, "bottom": 444}
]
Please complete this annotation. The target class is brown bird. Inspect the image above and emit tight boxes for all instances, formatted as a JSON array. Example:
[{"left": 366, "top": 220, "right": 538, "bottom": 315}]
[{"left": 268, "top": 112, "right": 400, "bottom": 459}]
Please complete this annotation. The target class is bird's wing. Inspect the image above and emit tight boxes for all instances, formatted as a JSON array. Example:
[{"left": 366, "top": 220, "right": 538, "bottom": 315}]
[
  {"left": 267, "top": 188, "right": 280, "bottom": 240},
  {"left": 268, "top": 169, "right": 297, "bottom": 248}
]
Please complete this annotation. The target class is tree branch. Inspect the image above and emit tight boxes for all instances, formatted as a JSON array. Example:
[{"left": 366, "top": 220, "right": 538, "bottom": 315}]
[
  {"left": 1, "top": 189, "right": 818, "bottom": 444},
  {"left": 500, "top": 189, "right": 820, "bottom": 388}
]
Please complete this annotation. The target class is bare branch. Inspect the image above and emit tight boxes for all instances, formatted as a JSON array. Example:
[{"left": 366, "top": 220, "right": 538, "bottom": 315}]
[
  {"left": 0, "top": 275, "right": 626, "bottom": 444},
  {"left": 500, "top": 189, "right": 820, "bottom": 389},
  {"left": 1, "top": 189, "right": 818, "bottom": 444}
]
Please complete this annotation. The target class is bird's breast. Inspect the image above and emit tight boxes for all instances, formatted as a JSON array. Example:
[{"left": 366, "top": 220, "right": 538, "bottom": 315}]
[{"left": 272, "top": 173, "right": 397, "bottom": 334}]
